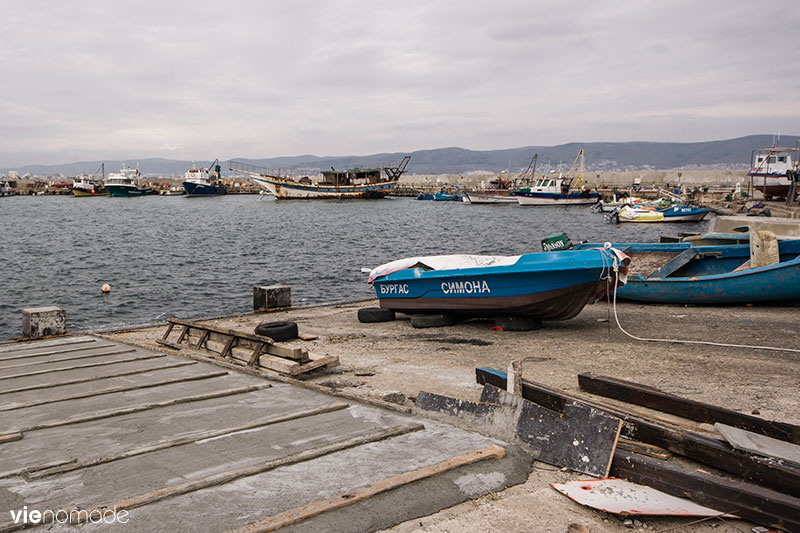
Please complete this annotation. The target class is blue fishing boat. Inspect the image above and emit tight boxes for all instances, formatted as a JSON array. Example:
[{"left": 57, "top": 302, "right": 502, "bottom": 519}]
[
  {"left": 574, "top": 239, "right": 800, "bottom": 304},
  {"left": 367, "top": 248, "right": 629, "bottom": 320},
  {"left": 416, "top": 192, "right": 434, "bottom": 200},
  {"left": 433, "top": 188, "right": 462, "bottom": 201}
]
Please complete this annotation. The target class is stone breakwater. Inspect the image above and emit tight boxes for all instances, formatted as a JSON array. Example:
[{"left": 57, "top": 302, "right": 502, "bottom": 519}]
[{"left": 400, "top": 169, "right": 750, "bottom": 189}]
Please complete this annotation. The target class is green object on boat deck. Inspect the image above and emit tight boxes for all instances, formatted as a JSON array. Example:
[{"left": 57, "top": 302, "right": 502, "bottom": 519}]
[{"left": 542, "top": 233, "right": 573, "bottom": 252}]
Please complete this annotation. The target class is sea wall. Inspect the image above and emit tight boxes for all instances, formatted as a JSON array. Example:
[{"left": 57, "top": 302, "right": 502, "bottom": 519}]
[{"left": 400, "top": 170, "right": 750, "bottom": 190}]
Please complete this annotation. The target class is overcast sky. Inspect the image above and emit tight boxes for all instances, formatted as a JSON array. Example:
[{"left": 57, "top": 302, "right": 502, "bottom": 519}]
[{"left": 2, "top": 0, "right": 799, "bottom": 167}]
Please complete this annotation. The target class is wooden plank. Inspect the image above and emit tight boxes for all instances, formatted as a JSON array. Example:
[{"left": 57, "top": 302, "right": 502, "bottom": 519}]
[
  {"left": 247, "top": 342, "right": 264, "bottom": 367},
  {"left": 0, "top": 347, "right": 136, "bottom": 370},
  {"left": 161, "top": 321, "right": 175, "bottom": 340},
  {"left": 0, "top": 432, "right": 22, "bottom": 444},
  {"left": 647, "top": 247, "right": 697, "bottom": 278},
  {"left": 0, "top": 361, "right": 197, "bottom": 396},
  {"left": 184, "top": 327, "right": 307, "bottom": 362},
  {"left": 481, "top": 385, "right": 621, "bottom": 477},
  {"left": 0, "top": 371, "right": 229, "bottom": 412},
  {"left": 255, "top": 353, "right": 301, "bottom": 375},
  {"left": 156, "top": 338, "right": 182, "bottom": 351},
  {"left": 220, "top": 336, "right": 236, "bottom": 359},
  {"left": 611, "top": 450, "right": 800, "bottom": 532},
  {"left": 578, "top": 372, "right": 800, "bottom": 445},
  {"left": 0, "top": 353, "right": 166, "bottom": 382},
  {"left": 715, "top": 423, "right": 800, "bottom": 465},
  {"left": 0, "top": 337, "right": 97, "bottom": 355},
  {"left": 22, "top": 402, "right": 350, "bottom": 480},
  {"left": 67, "top": 424, "right": 424, "bottom": 527},
  {"left": 229, "top": 445, "right": 506, "bottom": 533},
  {"left": 0, "top": 342, "right": 116, "bottom": 362},
  {"left": 616, "top": 438, "right": 672, "bottom": 460},
  {"left": 294, "top": 356, "right": 340, "bottom": 375},
  {"left": 176, "top": 324, "right": 189, "bottom": 343},
  {"left": 9, "top": 384, "right": 270, "bottom": 434},
  {"left": 552, "top": 478, "right": 734, "bottom": 517},
  {"left": 477, "top": 367, "right": 800, "bottom": 497}
]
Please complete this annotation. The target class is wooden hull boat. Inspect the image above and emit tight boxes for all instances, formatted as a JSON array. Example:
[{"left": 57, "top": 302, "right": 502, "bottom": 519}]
[
  {"left": 368, "top": 248, "right": 629, "bottom": 320},
  {"left": 575, "top": 240, "right": 800, "bottom": 304}
]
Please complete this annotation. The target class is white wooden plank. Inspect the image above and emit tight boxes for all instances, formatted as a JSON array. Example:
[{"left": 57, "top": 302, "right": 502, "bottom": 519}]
[{"left": 715, "top": 423, "right": 800, "bottom": 465}]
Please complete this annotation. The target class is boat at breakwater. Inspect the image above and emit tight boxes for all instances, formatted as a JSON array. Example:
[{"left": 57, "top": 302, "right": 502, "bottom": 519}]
[
  {"left": 182, "top": 159, "right": 226, "bottom": 197},
  {"left": 463, "top": 154, "right": 538, "bottom": 204},
  {"left": 514, "top": 150, "right": 600, "bottom": 206},
  {"left": 105, "top": 164, "right": 154, "bottom": 197},
  {"left": 748, "top": 145, "right": 800, "bottom": 199},
  {"left": 229, "top": 156, "right": 410, "bottom": 199},
  {"left": 610, "top": 205, "right": 710, "bottom": 223},
  {"left": 71, "top": 164, "right": 108, "bottom": 197},
  {"left": 367, "top": 247, "right": 629, "bottom": 320},
  {"left": 575, "top": 238, "right": 800, "bottom": 304}
]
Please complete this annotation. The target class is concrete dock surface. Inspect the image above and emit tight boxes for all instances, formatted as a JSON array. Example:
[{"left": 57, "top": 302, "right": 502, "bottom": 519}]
[
  {"left": 3, "top": 298, "right": 800, "bottom": 532},
  {"left": 0, "top": 335, "right": 529, "bottom": 532}
]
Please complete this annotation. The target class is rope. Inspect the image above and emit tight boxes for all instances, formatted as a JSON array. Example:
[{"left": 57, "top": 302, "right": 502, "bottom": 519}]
[{"left": 608, "top": 255, "right": 800, "bottom": 354}]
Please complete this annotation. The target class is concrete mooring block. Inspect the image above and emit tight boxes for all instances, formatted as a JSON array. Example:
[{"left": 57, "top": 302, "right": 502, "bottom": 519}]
[
  {"left": 253, "top": 285, "right": 291, "bottom": 310},
  {"left": 22, "top": 306, "right": 66, "bottom": 338}
]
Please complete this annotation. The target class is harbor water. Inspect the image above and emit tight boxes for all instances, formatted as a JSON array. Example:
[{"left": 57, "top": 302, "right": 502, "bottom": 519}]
[{"left": 0, "top": 195, "right": 712, "bottom": 341}]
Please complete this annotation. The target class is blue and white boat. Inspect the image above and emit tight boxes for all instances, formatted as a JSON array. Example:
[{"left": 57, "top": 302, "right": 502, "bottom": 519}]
[
  {"left": 574, "top": 239, "right": 800, "bottom": 304},
  {"left": 611, "top": 204, "right": 710, "bottom": 223},
  {"left": 182, "top": 160, "right": 226, "bottom": 197},
  {"left": 367, "top": 247, "right": 629, "bottom": 320},
  {"left": 515, "top": 149, "right": 600, "bottom": 206},
  {"left": 433, "top": 188, "right": 462, "bottom": 201}
]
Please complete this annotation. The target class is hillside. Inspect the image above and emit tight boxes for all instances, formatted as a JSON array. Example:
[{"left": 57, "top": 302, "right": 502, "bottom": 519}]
[{"left": 2, "top": 135, "right": 798, "bottom": 177}]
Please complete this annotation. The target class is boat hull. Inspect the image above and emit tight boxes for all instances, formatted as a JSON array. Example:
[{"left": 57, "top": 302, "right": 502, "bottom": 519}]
[
  {"left": 251, "top": 176, "right": 396, "bottom": 199},
  {"left": 72, "top": 188, "right": 109, "bottom": 197},
  {"left": 106, "top": 185, "right": 154, "bottom": 197},
  {"left": 577, "top": 240, "right": 800, "bottom": 304},
  {"left": 749, "top": 174, "right": 790, "bottom": 198},
  {"left": 183, "top": 181, "right": 227, "bottom": 197},
  {"left": 373, "top": 249, "right": 624, "bottom": 320},
  {"left": 465, "top": 192, "right": 517, "bottom": 204},
  {"left": 516, "top": 192, "right": 599, "bottom": 206}
]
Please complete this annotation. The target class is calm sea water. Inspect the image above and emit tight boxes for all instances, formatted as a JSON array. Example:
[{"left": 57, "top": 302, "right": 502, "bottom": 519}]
[{"left": 0, "top": 195, "right": 712, "bottom": 340}]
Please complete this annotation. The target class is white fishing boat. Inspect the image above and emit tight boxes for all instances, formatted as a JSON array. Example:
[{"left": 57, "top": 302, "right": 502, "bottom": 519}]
[
  {"left": 0, "top": 180, "right": 15, "bottom": 197},
  {"left": 515, "top": 150, "right": 600, "bottom": 206},
  {"left": 105, "top": 164, "right": 154, "bottom": 197},
  {"left": 748, "top": 145, "right": 800, "bottom": 199},
  {"left": 230, "top": 157, "right": 410, "bottom": 199}
]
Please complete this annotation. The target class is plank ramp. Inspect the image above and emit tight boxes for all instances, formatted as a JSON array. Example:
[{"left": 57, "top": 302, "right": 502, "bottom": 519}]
[{"left": 0, "top": 337, "right": 526, "bottom": 532}]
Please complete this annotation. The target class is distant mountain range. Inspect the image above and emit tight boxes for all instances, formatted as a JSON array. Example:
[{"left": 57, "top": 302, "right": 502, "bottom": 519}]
[{"left": 3, "top": 135, "right": 798, "bottom": 177}]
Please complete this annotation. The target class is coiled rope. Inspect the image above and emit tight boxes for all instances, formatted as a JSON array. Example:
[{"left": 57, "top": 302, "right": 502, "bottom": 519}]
[{"left": 604, "top": 247, "right": 800, "bottom": 354}]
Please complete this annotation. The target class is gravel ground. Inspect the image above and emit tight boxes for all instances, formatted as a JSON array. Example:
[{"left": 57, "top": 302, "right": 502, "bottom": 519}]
[{"left": 108, "top": 298, "right": 800, "bottom": 533}]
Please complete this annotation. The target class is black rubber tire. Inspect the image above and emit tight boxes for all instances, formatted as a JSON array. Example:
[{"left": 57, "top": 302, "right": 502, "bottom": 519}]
[
  {"left": 493, "top": 316, "right": 543, "bottom": 331},
  {"left": 254, "top": 321, "right": 298, "bottom": 341},
  {"left": 411, "top": 314, "right": 457, "bottom": 328},
  {"left": 358, "top": 307, "right": 396, "bottom": 323}
]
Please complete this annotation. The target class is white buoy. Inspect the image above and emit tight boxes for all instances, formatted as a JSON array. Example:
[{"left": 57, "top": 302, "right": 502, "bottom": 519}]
[{"left": 101, "top": 283, "right": 111, "bottom": 293}]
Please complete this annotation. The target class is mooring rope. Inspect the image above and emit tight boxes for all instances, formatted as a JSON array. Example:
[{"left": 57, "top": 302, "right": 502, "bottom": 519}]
[{"left": 607, "top": 255, "right": 800, "bottom": 354}]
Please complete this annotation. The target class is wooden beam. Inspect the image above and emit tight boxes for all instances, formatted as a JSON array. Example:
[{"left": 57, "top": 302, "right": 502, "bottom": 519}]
[
  {"left": 611, "top": 450, "right": 800, "bottom": 532},
  {"left": 0, "top": 347, "right": 136, "bottom": 370},
  {"left": 229, "top": 445, "right": 506, "bottom": 532},
  {"left": 0, "top": 361, "right": 197, "bottom": 396},
  {"left": 75, "top": 424, "right": 424, "bottom": 523},
  {"left": 647, "top": 247, "right": 697, "bottom": 278},
  {"left": 10, "top": 384, "right": 270, "bottom": 434},
  {"left": 0, "top": 371, "right": 229, "bottom": 412},
  {"left": 578, "top": 372, "right": 800, "bottom": 445},
  {"left": 22, "top": 402, "right": 349, "bottom": 480},
  {"left": 0, "top": 337, "right": 97, "bottom": 356},
  {"left": 0, "top": 353, "right": 167, "bottom": 382},
  {"left": 0, "top": 342, "right": 115, "bottom": 362},
  {"left": 0, "top": 432, "right": 22, "bottom": 444},
  {"left": 476, "top": 367, "right": 800, "bottom": 497}
]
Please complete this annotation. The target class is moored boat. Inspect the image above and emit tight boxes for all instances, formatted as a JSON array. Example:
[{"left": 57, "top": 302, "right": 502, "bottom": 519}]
[
  {"left": 575, "top": 239, "right": 800, "bottom": 304},
  {"left": 0, "top": 180, "right": 16, "bottom": 197},
  {"left": 514, "top": 150, "right": 599, "bottom": 206},
  {"left": 748, "top": 145, "right": 799, "bottom": 199},
  {"left": 230, "top": 157, "right": 410, "bottom": 199},
  {"left": 71, "top": 164, "right": 108, "bottom": 197},
  {"left": 105, "top": 164, "right": 154, "bottom": 197},
  {"left": 611, "top": 205, "right": 709, "bottom": 223},
  {"left": 433, "top": 188, "right": 462, "bottom": 201},
  {"left": 368, "top": 247, "right": 629, "bottom": 320},
  {"left": 182, "top": 159, "right": 226, "bottom": 197}
]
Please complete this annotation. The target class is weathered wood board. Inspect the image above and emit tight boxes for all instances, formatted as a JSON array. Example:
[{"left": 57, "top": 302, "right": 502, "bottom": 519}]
[{"left": 715, "top": 423, "right": 800, "bottom": 465}]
